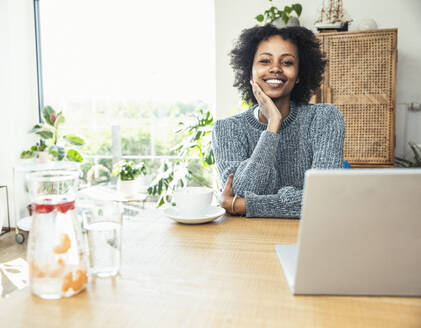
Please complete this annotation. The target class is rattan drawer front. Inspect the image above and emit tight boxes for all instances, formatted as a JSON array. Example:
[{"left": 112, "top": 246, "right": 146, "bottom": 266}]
[
  {"left": 341, "top": 104, "right": 392, "bottom": 164},
  {"left": 317, "top": 29, "right": 397, "bottom": 167},
  {"left": 327, "top": 32, "right": 394, "bottom": 97}
]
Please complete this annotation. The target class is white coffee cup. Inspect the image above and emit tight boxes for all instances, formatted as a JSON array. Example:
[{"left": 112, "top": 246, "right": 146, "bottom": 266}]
[{"left": 173, "top": 187, "right": 213, "bottom": 217}]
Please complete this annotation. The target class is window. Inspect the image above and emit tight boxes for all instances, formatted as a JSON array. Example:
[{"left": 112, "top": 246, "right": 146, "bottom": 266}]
[{"left": 36, "top": 0, "right": 215, "bottom": 187}]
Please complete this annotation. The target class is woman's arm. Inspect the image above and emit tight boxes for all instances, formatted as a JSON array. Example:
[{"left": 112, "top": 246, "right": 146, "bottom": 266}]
[
  {"left": 213, "top": 80, "right": 285, "bottom": 197},
  {"left": 223, "top": 105, "right": 345, "bottom": 218},
  {"left": 219, "top": 175, "right": 298, "bottom": 217},
  {"left": 212, "top": 119, "right": 281, "bottom": 197},
  {"left": 244, "top": 187, "right": 302, "bottom": 218}
]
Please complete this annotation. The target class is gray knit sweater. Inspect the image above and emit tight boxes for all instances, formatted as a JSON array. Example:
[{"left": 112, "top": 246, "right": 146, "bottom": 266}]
[{"left": 212, "top": 102, "right": 345, "bottom": 218}]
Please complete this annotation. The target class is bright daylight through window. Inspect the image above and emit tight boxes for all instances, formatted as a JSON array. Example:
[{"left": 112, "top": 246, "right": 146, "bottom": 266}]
[{"left": 37, "top": 0, "right": 215, "bottom": 192}]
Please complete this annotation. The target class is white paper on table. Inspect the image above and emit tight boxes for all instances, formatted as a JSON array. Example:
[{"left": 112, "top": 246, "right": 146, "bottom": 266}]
[{"left": 0, "top": 257, "right": 29, "bottom": 289}]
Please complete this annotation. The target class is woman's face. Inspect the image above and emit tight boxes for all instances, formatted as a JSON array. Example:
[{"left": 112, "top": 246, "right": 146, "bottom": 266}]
[{"left": 251, "top": 35, "right": 299, "bottom": 101}]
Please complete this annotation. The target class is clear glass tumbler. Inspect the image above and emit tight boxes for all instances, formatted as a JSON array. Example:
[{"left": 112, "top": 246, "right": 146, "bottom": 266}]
[
  {"left": 26, "top": 170, "right": 88, "bottom": 299},
  {"left": 83, "top": 201, "right": 122, "bottom": 278}
]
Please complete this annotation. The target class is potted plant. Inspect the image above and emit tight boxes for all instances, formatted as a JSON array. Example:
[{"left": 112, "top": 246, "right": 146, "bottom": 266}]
[
  {"left": 112, "top": 160, "right": 147, "bottom": 198},
  {"left": 20, "top": 142, "right": 49, "bottom": 163},
  {"left": 20, "top": 106, "right": 85, "bottom": 162},
  {"left": 395, "top": 142, "right": 421, "bottom": 167},
  {"left": 255, "top": 1, "right": 302, "bottom": 28},
  {"left": 147, "top": 108, "right": 215, "bottom": 207}
]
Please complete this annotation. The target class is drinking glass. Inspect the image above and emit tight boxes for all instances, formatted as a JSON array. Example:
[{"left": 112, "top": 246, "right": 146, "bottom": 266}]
[{"left": 83, "top": 201, "right": 122, "bottom": 278}]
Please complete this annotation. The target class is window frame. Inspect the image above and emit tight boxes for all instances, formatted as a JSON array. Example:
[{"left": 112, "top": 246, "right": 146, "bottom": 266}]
[{"left": 32, "top": 0, "right": 215, "bottom": 185}]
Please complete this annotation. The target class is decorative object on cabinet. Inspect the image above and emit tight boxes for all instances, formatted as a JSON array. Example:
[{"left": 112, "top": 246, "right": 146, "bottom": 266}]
[
  {"left": 314, "top": 0, "right": 352, "bottom": 33},
  {"left": 351, "top": 18, "right": 378, "bottom": 31},
  {"left": 314, "top": 29, "right": 397, "bottom": 167}
]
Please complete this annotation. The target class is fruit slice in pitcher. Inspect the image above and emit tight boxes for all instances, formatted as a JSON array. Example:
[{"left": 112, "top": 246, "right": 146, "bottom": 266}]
[
  {"left": 33, "top": 203, "right": 55, "bottom": 214},
  {"left": 53, "top": 233, "right": 71, "bottom": 254},
  {"left": 33, "top": 200, "right": 75, "bottom": 214},
  {"left": 56, "top": 200, "right": 75, "bottom": 213}
]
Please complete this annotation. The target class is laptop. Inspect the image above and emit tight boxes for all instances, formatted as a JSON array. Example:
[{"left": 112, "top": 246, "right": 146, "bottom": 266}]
[{"left": 275, "top": 168, "right": 421, "bottom": 296}]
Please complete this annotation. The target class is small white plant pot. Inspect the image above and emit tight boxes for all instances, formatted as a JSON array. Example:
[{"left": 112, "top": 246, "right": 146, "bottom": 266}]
[
  {"left": 117, "top": 179, "right": 138, "bottom": 198},
  {"left": 137, "top": 175, "right": 151, "bottom": 194},
  {"left": 272, "top": 16, "right": 300, "bottom": 28},
  {"left": 36, "top": 151, "right": 49, "bottom": 164}
]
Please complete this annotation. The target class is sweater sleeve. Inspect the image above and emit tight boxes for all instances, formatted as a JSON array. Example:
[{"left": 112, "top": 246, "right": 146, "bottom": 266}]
[
  {"left": 310, "top": 104, "right": 345, "bottom": 169},
  {"left": 244, "top": 105, "right": 345, "bottom": 218},
  {"left": 212, "top": 118, "right": 280, "bottom": 196}
]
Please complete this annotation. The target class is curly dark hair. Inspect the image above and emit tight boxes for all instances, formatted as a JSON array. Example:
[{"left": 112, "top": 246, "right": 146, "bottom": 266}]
[{"left": 230, "top": 24, "right": 326, "bottom": 105}]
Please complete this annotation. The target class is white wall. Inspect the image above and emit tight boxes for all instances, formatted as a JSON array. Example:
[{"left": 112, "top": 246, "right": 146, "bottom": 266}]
[
  {"left": 0, "top": 0, "right": 39, "bottom": 225},
  {"left": 214, "top": 0, "right": 421, "bottom": 158}
]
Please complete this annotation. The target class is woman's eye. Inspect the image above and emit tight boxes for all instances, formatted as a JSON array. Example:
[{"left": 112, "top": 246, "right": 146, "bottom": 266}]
[
  {"left": 282, "top": 61, "right": 293, "bottom": 66},
  {"left": 259, "top": 59, "right": 270, "bottom": 64}
]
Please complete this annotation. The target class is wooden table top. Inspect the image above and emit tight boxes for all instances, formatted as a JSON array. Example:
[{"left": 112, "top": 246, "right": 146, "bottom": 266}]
[{"left": 1, "top": 210, "right": 421, "bottom": 328}]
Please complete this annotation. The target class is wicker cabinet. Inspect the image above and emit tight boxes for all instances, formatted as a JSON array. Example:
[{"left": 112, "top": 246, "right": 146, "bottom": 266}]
[{"left": 315, "top": 29, "right": 397, "bottom": 167}]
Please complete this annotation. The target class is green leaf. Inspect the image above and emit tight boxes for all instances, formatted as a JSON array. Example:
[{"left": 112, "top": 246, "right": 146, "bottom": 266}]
[
  {"left": 28, "top": 124, "right": 43, "bottom": 134},
  {"left": 48, "top": 145, "right": 65, "bottom": 160},
  {"left": 35, "top": 129, "right": 54, "bottom": 140},
  {"left": 42, "top": 106, "right": 56, "bottom": 126},
  {"left": 255, "top": 14, "right": 264, "bottom": 22},
  {"left": 112, "top": 160, "right": 145, "bottom": 179},
  {"left": 283, "top": 6, "right": 293, "bottom": 14},
  {"left": 29, "top": 124, "right": 54, "bottom": 140},
  {"left": 48, "top": 145, "right": 58, "bottom": 157},
  {"left": 409, "top": 142, "right": 421, "bottom": 164},
  {"left": 63, "top": 134, "right": 85, "bottom": 146},
  {"left": 394, "top": 157, "right": 411, "bottom": 167},
  {"left": 157, "top": 197, "right": 165, "bottom": 208},
  {"left": 54, "top": 112, "right": 66, "bottom": 127},
  {"left": 205, "top": 149, "right": 215, "bottom": 165},
  {"left": 66, "top": 149, "right": 84, "bottom": 162},
  {"left": 292, "top": 3, "right": 302, "bottom": 16},
  {"left": 20, "top": 150, "right": 34, "bottom": 159},
  {"left": 281, "top": 11, "right": 289, "bottom": 24},
  {"left": 268, "top": 6, "right": 277, "bottom": 20},
  {"left": 38, "top": 142, "right": 47, "bottom": 151}
]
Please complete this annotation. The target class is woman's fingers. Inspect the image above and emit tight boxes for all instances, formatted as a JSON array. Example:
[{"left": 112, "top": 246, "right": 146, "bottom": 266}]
[
  {"left": 250, "top": 80, "right": 267, "bottom": 105},
  {"left": 250, "top": 80, "right": 281, "bottom": 123},
  {"left": 218, "top": 173, "right": 234, "bottom": 210},
  {"left": 224, "top": 173, "right": 234, "bottom": 194},
  {"left": 251, "top": 80, "right": 269, "bottom": 103}
]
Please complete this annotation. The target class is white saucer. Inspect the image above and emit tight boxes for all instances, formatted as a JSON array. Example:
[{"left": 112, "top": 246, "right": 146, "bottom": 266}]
[{"left": 163, "top": 206, "right": 225, "bottom": 224}]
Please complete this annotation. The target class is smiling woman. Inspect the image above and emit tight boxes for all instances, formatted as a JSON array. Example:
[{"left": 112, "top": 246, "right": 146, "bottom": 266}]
[{"left": 212, "top": 25, "right": 345, "bottom": 218}]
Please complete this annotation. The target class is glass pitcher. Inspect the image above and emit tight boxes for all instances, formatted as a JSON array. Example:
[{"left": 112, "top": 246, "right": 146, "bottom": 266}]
[{"left": 26, "top": 170, "right": 88, "bottom": 299}]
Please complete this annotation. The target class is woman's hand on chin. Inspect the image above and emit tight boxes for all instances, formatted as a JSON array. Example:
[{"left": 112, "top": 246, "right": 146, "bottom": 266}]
[
  {"left": 250, "top": 80, "right": 282, "bottom": 133},
  {"left": 219, "top": 174, "right": 246, "bottom": 216}
]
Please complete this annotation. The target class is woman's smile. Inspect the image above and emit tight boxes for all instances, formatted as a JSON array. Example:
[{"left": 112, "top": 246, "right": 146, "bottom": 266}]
[{"left": 263, "top": 77, "right": 287, "bottom": 88}]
